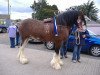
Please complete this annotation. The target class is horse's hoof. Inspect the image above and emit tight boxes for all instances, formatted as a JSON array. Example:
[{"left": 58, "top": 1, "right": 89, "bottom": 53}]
[
  {"left": 50, "top": 60, "right": 55, "bottom": 66},
  {"left": 59, "top": 61, "right": 63, "bottom": 66},
  {"left": 51, "top": 62, "right": 61, "bottom": 70},
  {"left": 20, "top": 57, "right": 29, "bottom": 64},
  {"left": 53, "top": 63, "right": 61, "bottom": 70}
]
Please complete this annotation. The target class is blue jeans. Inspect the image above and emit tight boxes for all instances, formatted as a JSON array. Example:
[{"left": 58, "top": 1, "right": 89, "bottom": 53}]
[
  {"left": 60, "top": 41, "right": 67, "bottom": 57},
  {"left": 10, "top": 37, "right": 15, "bottom": 48},
  {"left": 72, "top": 44, "right": 82, "bottom": 60},
  {"left": 16, "top": 34, "right": 20, "bottom": 45}
]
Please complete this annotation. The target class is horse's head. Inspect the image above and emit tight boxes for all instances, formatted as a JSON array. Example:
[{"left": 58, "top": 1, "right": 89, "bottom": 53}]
[
  {"left": 56, "top": 10, "right": 86, "bottom": 27},
  {"left": 77, "top": 11, "right": 86, "bottom": 28}
]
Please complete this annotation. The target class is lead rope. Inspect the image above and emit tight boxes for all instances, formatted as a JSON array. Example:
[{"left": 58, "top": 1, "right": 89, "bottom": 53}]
[{"left": 75, "top": 29, "right": 80, "bottom": 45}]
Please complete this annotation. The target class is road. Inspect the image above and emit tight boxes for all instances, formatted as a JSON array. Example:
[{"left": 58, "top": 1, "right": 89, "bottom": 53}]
[{"left": 0, "top": 33, "right": 100, "bottom": 75}]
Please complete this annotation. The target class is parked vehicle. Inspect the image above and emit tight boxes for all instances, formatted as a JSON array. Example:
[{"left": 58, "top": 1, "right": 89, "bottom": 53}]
[
  {"left": 45, "top": 29, "right": 100, "bottom": 57},
  {"left": 0, "top": 24, "right": 8, "bottom": 33},
  {"left": 28, "top": 37, "right": 43, "bottom": 44}
]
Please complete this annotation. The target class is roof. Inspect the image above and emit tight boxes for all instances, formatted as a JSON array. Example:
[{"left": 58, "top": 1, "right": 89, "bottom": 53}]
[
  {"left": 0, "top": 14, "right": 10, "bottom": 19},
  {"left": 87, "top": 20, "right": 100, "bottom": 27}
]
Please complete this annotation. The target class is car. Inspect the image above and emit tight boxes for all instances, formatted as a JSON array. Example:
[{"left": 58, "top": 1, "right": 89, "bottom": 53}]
[
  {"left": 45, "top": 29, "right": 100, "bottom": 57},
  {"left": 0, "top": 24, "right": 8, "bottom": 33},
  {"left": 28, "top": 37, "right": 43, "bottom": 44}
]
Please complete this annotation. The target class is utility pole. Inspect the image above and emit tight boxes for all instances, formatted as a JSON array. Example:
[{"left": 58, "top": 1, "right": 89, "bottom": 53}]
[
  {"left": 6, "top": 0, "right": 11, "bottom": 27},
  {"left": 8, "top": 0, "right": 10, "bottom": 15}
]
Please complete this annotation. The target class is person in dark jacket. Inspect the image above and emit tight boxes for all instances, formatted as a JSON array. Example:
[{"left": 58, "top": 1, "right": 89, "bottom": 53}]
[
  {"left": 15, "top": 22, "right": 20, "bottom": 46},
  {"left": 60, "top": 41, "right": 68, "bottom": 59},
  {"left": 60, "top": 24, "right": 77, "bottom": 59},
  {"left": 72, "top": 25, "right": 90, "bottom": 63}
]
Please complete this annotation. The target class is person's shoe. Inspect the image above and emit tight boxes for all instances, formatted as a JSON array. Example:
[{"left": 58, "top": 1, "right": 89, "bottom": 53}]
[
  {"left": 60, "top": 56, "right": 63, "bottom": 59},
  {"left": 64, "top": 55, "right": 68, "bottom": 58},
  {"left": 10, "top": 47, "right": 15, "bottom": 48},
  {"left": 15, "top": 44, "right": 18, "bottom": 46},
  {"left": 72, "top": 60, "right": 77, "bottom": 63},
  {"left": 77, "top": 60, "right": 81, "bottom": 63}
]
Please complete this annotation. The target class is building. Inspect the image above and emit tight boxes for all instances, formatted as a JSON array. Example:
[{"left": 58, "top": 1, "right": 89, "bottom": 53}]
[{"left": 0, "top": 14, "right": 11, "bottom": 27}]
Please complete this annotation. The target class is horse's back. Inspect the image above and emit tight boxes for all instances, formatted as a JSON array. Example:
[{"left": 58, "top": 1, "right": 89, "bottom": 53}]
[
  {"left": 19, "top": 19, "right": 54, "bottom": 41},
  {"left": 19, "top": 18, "right": 69, "bottom": 43}
]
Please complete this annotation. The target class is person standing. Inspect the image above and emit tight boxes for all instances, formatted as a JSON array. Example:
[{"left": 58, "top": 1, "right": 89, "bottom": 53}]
[
  {"left": 72, "top": 25, "right": 90, "bottom": 63},
  {"left": 60, "top": 41, "right": 68, "bottom": 59},
  {"left": 60, "top": 24, "right": 77, "bottom": 59},
  {"left": 7, "top": 22, "right": 17, "bottom": 48},
  {"left": 15, "top": 22, "right": 20, "bottom": 46}
]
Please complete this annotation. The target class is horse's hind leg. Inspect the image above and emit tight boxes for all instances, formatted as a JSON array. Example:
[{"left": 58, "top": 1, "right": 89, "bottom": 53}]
[
  {"left": 51, "top": 42, "right": 63, "bottom": 69},
  {"left": 17, "top": 38, "right": 29, "bottom": 64}
]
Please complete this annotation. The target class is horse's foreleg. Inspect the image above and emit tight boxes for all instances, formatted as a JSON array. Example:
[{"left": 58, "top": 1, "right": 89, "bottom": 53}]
[
  {"left": 51, "top": 43, "right": 63, "bottom": 69},
  {"left": 51, "top": 53, "right": 63, "bottom": 69},
  {"left": 17, "top": 39, "right": 29, "bottom": 64}
]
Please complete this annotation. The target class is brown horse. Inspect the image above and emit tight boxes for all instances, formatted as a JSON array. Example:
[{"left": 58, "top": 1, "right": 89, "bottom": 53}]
[{"left": 17, "top": 10, "right": 86, "bottom": 69}]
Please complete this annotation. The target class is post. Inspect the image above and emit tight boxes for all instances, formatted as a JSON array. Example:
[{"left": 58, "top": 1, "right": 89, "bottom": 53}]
[
  {"left": 8, "top": 0, "right": 10, "bottom": 15},
  {"left": 6, "top": 0, "right": 11, "bottom": 27}
]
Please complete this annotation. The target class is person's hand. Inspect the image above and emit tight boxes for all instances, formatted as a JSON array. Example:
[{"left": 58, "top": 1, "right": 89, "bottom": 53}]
[{"left": 82, "top": 35, "right": 86, "bottom": 38}]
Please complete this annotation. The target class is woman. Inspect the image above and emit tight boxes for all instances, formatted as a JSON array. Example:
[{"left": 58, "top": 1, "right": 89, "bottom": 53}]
[{"left": 72, "top": 25, "right": 90, "bottom": 63}]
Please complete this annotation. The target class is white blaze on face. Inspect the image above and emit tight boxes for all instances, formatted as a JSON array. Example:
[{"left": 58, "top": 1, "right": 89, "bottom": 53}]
[{"left": 83, "top": 25, "right": 86, "bottom": 30}]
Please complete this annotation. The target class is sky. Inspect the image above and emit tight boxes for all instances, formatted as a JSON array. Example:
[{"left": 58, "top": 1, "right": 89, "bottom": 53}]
[{"left": 0, "top": 0, "right": 100, "bottom": 20}]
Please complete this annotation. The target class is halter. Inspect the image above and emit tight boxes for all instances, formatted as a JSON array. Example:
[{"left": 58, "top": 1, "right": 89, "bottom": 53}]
[{"left": 75, "top": 29, "right": 80, "bottom": 45}]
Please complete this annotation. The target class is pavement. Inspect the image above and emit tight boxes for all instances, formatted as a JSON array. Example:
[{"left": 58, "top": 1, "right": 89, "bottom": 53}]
[{"left": 0, "top": 44, "right": 100, "bottom": 75}]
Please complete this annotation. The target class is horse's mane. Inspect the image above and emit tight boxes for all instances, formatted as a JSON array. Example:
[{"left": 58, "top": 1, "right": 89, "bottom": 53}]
[{"left": 56, "top": 10, "right": 81, "bottom": 26}]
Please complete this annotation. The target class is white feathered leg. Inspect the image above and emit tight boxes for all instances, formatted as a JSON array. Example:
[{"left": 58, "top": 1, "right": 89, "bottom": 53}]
[
  {"left": 17, "top": 39, "right": 29, "bottom": 64},
  {"left": 50, "top": 53, "right": 63, "bottom": 69}
]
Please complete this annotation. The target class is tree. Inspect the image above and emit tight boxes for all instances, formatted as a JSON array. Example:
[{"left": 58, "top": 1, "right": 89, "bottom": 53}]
[
  {"left": 30, "top": 0, "right": 58, "bottom": 20},
  {"left": 82, "top": 0, "right": 98, "bottom": 21},
  {"left": 67, "top": 0, "right": 99, "bottom": 21}
]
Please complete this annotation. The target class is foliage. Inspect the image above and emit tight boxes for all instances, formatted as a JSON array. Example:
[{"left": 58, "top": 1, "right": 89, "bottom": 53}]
[
  {"left": 30, "top": 0, "right": 58, "bottom": 20},
  {"left": 67, "top": 0, "right": 99, "bottom": 21}
]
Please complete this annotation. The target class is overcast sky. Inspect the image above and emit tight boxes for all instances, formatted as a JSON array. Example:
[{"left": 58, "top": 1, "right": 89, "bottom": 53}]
[{"left": 0, "top": 0, "right": 100, "bottom": 20}]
